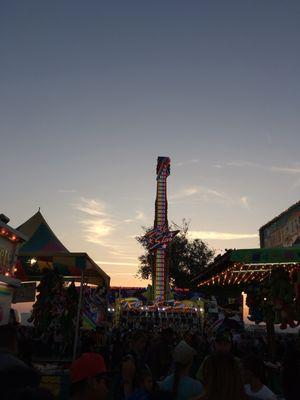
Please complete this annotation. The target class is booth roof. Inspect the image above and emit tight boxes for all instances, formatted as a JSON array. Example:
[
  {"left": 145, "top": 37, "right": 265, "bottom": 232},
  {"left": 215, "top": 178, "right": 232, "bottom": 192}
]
[
  {"left": 17, "top": 211, "right": 69, "bottom": 253},
  {"left": 16, "top": 211, "right": 110, "bottom": 285},
  {"left": 198, "top": 246, "right": 300, "bottom": 287},
  {"left": 16, "top": 252, "right": 110, "bottom": 286}
]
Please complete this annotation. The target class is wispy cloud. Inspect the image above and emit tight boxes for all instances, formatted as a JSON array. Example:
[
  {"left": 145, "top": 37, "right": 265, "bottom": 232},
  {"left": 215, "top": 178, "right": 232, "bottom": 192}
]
[
  {"left": 104, "top": 254, "right": 139, "bottom": 260},
  {"left": 170, "top": 185, "right": 249, "bottom": 208},
  {"left": 124, "top": 210, "right": 147, "bottom": 223},
  {"left": 109, "top": 248, "right": 139, "bottom": 257},
  {"left": 73, "top": 197, "right": 115, "bottom": 246},
  {"left": 189, "top": 231, "right": 258, "bottom": 240},
  {"left": 108, "top": 272, "right": 136, "bottom": 276},
  {"left": 219, "top": 160, "right": 300, "bottom": 176},
  {"left": 176, "top": 159, "right": 199, "bottom": 167},
  {"left": 96, "top": 261, "right": 137, "bottom": 266},
  {"left": 240, "top": 196, "right": 249, "bottom": 209},
  {"left": 170, "top": 186, "right": 200, "bottom": 199},
  {"left": 225, "top": 161, "right": 262, "bottom": 168},
  {"left": 58, "top": 189, "right": 77, "bottom": 193},
  {"left": 80, "top": 219, "right": 114, "bottom": 245},
  {"left": 293, "top": 179, "right": 300, "bottom": 188},
  {"left": 74, "top": 198, "right": 107, "bottom": 216},
  {"left": 269, "top": 166, "right": 300, "bottom": 174},
  {"left": 135, "top": 211, "right": 146, "bottom": 221}
]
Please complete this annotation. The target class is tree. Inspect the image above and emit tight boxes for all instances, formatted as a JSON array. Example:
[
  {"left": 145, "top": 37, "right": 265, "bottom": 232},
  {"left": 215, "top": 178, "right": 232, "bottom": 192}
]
[{"left": 136, "top": 221, "right": 215, "bottom": 290}]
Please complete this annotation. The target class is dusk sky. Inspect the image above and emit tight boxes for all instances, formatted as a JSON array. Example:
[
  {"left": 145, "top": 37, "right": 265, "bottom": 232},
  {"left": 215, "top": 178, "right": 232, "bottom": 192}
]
[{"left": 1, "top": 1, "right": 300, "bottom": 285}]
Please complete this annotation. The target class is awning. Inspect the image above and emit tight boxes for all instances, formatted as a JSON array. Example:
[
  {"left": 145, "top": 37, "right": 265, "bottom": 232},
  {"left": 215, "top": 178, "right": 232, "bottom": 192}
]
[
  {"left": 198, "top": 247, "right": 300, "bottom": 287},
  {"left": 16, "top": 252, "right": 110, "bottom": 286},
  {"left": 229, "top": 247, "right": 300, "bottom": 264}
]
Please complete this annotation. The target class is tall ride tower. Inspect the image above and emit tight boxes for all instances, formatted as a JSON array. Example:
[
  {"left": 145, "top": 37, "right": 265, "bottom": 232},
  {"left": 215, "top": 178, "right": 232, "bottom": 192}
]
[{"left": 144, "top": 157, "right": 179, "bottom": 300}]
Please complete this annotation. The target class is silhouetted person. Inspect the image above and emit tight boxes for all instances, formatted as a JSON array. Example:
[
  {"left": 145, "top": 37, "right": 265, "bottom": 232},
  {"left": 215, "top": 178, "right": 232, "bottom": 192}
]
[{"left": 0, "top": 325, "right": 40, "bottom": 399}]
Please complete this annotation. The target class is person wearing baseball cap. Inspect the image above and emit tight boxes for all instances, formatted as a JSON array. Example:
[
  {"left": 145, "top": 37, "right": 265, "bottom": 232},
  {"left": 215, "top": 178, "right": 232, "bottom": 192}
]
[
  {"left": 70, "top": 353, "right": 109, "bottom": 400},
  {"left": 214, "top": 331, "right": 232, "bottom": 354}
]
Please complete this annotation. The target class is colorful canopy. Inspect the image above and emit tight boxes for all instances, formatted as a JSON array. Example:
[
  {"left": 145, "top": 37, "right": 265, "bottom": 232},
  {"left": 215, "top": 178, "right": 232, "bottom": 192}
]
[
  {"left": 16, "top": 253, "right": 110, "bottom": 286},
  {"left": 16, "top": 211, "right": 110, "bottom": 286},
  {"left": 17, "top": 211, "right": 68, "bottom": 253}
]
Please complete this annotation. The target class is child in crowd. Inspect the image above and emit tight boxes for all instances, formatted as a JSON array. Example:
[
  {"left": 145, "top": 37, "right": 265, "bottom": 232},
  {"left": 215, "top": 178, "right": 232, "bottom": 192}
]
[{"left": 128, "top": 369, "right": 154, "bottom": 400}]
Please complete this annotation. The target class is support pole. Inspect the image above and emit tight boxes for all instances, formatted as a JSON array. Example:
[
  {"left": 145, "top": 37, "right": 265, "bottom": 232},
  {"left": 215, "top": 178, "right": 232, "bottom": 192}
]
[{"left": 72, "top": 271, "right": 84, "bottom": 361}]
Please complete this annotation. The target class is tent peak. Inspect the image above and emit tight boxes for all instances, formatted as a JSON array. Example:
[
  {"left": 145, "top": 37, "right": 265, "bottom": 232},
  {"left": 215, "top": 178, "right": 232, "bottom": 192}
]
[{"left": 17, "top": 210, "right": 69, "bottom": 253}]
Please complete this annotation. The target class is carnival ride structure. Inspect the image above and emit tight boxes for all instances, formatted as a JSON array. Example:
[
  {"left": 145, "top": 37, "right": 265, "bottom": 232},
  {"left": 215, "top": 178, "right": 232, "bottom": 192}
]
[{"left": 143, "top": 157, "right": 179, "bottom": 300}]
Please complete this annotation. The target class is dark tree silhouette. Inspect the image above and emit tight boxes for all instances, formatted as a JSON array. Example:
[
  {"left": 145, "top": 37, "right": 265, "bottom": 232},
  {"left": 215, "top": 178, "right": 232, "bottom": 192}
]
[{"left": 136, "top": 220, "right": 214, "bottom": 289}]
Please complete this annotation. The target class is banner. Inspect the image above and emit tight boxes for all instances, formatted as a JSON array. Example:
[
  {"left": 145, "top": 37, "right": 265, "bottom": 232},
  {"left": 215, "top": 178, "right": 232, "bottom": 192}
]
[{"left": 82, "top": 285, "right": 107, "bottom": 330}]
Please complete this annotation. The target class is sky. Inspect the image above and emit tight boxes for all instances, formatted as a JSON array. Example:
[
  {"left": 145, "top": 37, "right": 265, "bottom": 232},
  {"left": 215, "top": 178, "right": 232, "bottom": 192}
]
[{"left": 1, "top": 1, "right": 300, "bottom": 286}]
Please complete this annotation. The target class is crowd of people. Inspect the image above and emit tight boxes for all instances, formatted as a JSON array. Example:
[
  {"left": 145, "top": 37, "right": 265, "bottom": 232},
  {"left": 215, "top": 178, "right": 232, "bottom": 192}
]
[{"left": 1, "top": 322, "right": 300, "bottom": 400}]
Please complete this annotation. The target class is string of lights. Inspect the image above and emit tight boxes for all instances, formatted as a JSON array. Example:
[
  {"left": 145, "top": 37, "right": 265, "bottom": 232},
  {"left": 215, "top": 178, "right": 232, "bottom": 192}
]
[{"left": 198, "top": 261, "right": 300, "bottom": 287}]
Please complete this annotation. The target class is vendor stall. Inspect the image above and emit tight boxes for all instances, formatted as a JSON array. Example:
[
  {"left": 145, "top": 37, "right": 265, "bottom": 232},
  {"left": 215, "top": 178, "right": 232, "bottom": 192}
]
[
  {"left": 13, "top": 211, "right": 110, "bottom": 361},
  {"left": 198, "top": 247, "right": 300, "bottom": 357},
  {"left": 199, "top": 247, "right": 300, "bottom": 288},
  {"left": 0, "top": 213, "right": 27, "bottom": 276}
]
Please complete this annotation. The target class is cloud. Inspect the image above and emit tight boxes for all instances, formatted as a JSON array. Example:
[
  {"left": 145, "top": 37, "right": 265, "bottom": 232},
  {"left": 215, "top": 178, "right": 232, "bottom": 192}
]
[
  {"left": 220, "top": 160, "right": 300, "bottom": 176},
  {"left": 135, "top": 211, "right": 146, "bottom": 220},
  {"left": 124, "top": 210, "right": 147, "bottom": 223},
  {"left": 58, "top": 189, "right": 77, "bottom": 193},
  {"left": 171, "top": 186, "right": 200, "bottom": 199},
  {"left": 176, "top": 159, "right": 199, "bottom": 167},
  {"left": 189, "top": 231, "right": 258, "bottom": 240},
  {"left": 108, "top": 272, "right": 136, "bottom": 276},
  {"left": 170, "top": 185, "right": 249, "bottom": 208},
  {"left": 225, "top": 161, "right": 262, "bottom": 168},
  {"left": 74, "top": 198, "right": 106, "bottom": 216},
  {"left": 109, "top": 248, "right": 139, "bottom": 257},
  {"left": 124, "top": 219, "right": 133, "bottom": 223},
  {"left": 73, "top": 197, "right": 115, "bottom": 246},
  {"left": 293, "top": 179, "right": 300, "bottom": 188},
  {"left": 240, "top": 196, "right": 249, "bottom": 208},
  {"left": 96, "top": 261, "right": 137, "bottom": 266},
  {"left": 108, "top": 250, "right": 140, "bottom": 259},
  {"left": 80, "top": 218, "right": 114, "bottom": 245},
  {"left": 269, "top": 166, "right": 300, "bottom": 174}
]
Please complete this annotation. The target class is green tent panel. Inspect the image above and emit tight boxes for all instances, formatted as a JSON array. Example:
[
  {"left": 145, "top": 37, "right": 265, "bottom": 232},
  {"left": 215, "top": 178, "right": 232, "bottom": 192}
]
[{"left": 230, "top": 247, "right": 300, "bottom": 264}]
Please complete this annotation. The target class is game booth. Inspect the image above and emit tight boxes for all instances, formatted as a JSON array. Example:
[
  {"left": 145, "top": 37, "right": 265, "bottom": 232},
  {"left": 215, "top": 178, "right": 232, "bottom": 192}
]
[
  {"left": 12, "top": 252, "right": 110, "bottom": 399},
  {"left": 12, "top": 211, "right": 110, "bottom": 399},
  {"left": 198, "top": 247, "right": 300, "bottom": 330},
  {"left": 113, "top": 297, "right": 205, "bottom": 331}
]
